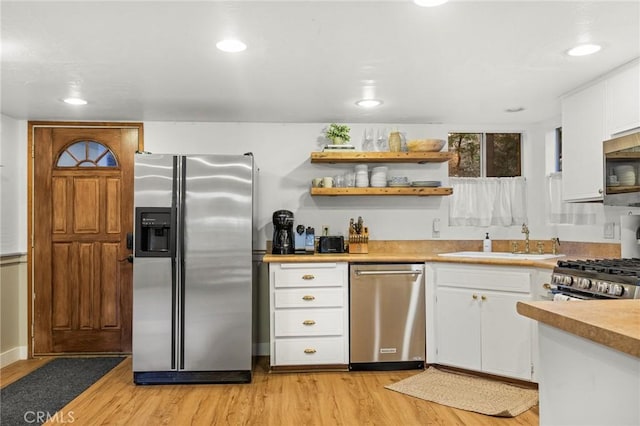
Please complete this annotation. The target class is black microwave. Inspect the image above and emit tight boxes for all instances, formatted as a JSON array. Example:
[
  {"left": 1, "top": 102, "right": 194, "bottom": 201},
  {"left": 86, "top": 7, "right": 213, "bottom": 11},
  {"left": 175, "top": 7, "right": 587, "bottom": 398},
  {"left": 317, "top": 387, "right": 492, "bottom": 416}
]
[{"left": 604, "top": 132, "right": 640, "bottom": 207}]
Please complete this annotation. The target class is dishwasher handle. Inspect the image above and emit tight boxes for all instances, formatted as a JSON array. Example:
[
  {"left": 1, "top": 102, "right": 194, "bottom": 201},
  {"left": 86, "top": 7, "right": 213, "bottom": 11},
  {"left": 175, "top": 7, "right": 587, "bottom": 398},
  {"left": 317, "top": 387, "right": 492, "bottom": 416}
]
[{"left": 355, "top": 270, "right": 422, "bottom": 276}]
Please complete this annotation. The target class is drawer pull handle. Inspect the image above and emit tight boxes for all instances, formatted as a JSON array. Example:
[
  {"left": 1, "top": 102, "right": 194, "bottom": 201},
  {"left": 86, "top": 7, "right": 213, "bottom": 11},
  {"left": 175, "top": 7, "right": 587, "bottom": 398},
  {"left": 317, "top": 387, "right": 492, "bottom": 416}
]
[
  {"left": 304, "top": 348, "right": 317, "bottom": 354},
  {"left": 302, "top": 320, "right": 316, "bottom": 326},
  {"left": 302, "top": 274, "right": 315, "bottom": 280},
  {"left": 302, "top": 295, "right": 316, "bottom": 301}
]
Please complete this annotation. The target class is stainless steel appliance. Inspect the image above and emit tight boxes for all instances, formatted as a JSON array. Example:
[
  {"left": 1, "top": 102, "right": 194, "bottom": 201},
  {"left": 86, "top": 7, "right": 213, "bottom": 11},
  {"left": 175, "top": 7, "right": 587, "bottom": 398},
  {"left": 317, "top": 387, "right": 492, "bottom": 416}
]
[
  {"left": 604, "top": 132, "right": 640, "bottom": 206},
  {"left": 132, "top": 153, "right": 257, "bottom": 384},
  {"left": 349, "top": 263, "right": 425, "bottom": 370},
  {"left": 549, "top": 259, "right": 640, "bottom": 301}
]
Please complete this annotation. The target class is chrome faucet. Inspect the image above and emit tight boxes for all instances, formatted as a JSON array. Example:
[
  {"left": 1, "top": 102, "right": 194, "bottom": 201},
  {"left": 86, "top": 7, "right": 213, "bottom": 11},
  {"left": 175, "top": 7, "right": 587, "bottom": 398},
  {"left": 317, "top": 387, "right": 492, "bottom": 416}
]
[{"left": 521, "top": 223, "right": 530, "bottom": 253}]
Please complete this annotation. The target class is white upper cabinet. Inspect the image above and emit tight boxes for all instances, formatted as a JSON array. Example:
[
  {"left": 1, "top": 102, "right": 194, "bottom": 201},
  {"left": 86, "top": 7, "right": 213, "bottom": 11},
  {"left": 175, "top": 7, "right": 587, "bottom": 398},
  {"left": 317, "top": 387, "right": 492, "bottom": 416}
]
[
  {"left": 561, "top": 59, "right": 640, "bottom": 202},
  {"left": 606, "top": 60, "right": 640, "bottom": 136},
  {"left": 561, "top": 81, "right": 606, "bottom": 202}
]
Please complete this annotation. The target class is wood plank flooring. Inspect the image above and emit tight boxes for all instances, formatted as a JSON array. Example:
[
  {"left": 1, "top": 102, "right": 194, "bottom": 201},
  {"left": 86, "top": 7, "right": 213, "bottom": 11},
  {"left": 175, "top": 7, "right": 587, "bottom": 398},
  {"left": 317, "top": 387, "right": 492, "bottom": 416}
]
[{"left": 1, "top": 357, "right": 539, "bottom": 425}]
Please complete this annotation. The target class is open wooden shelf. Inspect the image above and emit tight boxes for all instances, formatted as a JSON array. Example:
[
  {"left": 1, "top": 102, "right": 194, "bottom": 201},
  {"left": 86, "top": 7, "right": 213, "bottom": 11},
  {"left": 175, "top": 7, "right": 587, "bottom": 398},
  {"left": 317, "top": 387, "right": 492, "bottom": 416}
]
[
  {"left": 310, "top": 151, "right": 454, "bottom": 164},
  {"left": 606, "top": 185, "right": 640, "bottom": 194},
  {"left": 310, "top": 187, "right": 453, "bottom": 196},
  {"left": 605, "top": 152, "right": 640, "bottom": 160}
]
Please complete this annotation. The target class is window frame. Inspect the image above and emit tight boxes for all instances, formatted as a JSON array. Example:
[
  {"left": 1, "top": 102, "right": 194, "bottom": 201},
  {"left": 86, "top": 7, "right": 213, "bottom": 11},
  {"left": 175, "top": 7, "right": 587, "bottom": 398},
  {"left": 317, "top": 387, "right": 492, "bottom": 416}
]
[{"left": 448, "top": 131, "right": 523, "bottom": 178}]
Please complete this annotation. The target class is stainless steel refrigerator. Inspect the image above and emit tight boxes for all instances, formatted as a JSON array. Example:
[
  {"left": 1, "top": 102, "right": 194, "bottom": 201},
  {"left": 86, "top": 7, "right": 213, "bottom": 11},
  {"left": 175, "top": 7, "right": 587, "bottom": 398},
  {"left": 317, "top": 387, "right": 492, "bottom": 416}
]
[{"left": 132, "top": 153, "right": 256, "bottom": 384}]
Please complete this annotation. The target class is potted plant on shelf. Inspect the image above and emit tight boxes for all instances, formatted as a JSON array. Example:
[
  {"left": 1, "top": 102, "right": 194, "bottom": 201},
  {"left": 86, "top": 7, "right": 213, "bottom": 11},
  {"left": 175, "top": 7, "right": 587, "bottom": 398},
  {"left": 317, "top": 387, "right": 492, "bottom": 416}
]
[{"left": 325, "top": 123, "right": 351, "bottom": 145}]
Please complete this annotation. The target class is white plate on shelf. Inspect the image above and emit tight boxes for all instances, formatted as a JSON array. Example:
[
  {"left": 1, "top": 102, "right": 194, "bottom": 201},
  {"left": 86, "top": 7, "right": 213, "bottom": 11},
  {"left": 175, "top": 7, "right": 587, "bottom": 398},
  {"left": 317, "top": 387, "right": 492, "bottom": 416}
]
[{"left": 411, "top": 180, "right": 441, "bottom": 187}]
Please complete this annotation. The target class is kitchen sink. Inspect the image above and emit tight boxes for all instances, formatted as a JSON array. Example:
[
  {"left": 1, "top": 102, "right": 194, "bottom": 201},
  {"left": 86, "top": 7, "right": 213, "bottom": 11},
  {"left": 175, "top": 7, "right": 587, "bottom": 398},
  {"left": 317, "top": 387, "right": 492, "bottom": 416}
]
[{"left": 438, "top": 251, "right": 565, "bottom": 260}]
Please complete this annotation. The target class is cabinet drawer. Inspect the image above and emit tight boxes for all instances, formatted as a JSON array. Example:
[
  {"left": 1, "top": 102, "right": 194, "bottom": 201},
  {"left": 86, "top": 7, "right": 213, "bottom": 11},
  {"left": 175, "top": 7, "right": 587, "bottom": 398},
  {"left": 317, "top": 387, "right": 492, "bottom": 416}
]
[
  {"left": 273, "top": 263, "right": 346, "bottom": 288},
  {"left": 274, "top": 309, "right": 344, "bottom": 337},
  {"left": 275, "top": 288, "right": 344, "bottom": 308},
  {"left": 436, "top": 265, "right": 531, "bottom": 293},
  {"left": 274, "top": 337, "right": 346, "bottom": 365}
]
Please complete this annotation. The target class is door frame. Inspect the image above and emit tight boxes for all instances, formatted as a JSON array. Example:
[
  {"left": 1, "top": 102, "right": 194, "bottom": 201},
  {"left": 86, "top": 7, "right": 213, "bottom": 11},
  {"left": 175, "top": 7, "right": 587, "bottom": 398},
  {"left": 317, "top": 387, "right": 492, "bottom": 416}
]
[{"left": 27, "top": 121, "right": 144, "bottom": 358}]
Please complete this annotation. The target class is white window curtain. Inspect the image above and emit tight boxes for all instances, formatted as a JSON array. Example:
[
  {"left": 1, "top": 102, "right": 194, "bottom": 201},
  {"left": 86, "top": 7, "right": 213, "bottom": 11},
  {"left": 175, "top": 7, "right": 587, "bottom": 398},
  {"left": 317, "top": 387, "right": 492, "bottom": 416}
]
[
  {"left": 449, "top": 177, "right": 527, "bottom": 226},
  {"left": 546, "top": 172, "right": 597, "bottom": 225}
]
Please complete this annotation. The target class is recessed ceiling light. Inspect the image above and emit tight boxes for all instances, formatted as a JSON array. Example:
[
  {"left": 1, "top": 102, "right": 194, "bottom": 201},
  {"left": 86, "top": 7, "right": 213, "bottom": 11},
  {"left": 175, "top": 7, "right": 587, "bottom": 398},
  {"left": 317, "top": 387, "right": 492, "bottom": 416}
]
[
  {"left": 566, "top": 43, "right": 602, "bottom": 57},
  {"left": 505, "top": 107, "right": 525, "bottom": 113},
  {"left": 216, "top": 39, "right": 247, "bottom": 53},
  {"left": 63, "top": 97, "right": 87, "bottom": 105},
  {"left": 356, "top": 99, "right": 383, "bottom": 108},
  {"left": 414, "top": 0, "right": 449, "bottom": 7}
]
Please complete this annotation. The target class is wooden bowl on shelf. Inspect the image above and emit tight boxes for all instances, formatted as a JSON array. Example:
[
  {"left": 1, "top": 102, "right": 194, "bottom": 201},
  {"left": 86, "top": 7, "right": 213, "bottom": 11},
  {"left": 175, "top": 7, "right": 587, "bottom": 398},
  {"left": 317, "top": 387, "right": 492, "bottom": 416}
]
[{"left": 406, "top": 139, "right": 446, "bottom": 152}]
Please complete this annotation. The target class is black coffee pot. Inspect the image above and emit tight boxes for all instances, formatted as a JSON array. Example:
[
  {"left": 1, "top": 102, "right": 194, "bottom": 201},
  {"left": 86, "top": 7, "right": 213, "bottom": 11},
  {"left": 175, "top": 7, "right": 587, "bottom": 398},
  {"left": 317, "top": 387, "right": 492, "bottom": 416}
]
[{"left": 272, "top": 210, "right": 294, "bottom": 254}]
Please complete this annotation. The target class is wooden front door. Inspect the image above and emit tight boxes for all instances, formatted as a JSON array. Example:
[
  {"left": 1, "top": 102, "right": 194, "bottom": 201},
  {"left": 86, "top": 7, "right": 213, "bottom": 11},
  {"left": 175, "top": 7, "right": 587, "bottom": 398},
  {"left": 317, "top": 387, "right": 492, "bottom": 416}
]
[{"left": 31, "top": 123, "right": 142, "bottom": 355}]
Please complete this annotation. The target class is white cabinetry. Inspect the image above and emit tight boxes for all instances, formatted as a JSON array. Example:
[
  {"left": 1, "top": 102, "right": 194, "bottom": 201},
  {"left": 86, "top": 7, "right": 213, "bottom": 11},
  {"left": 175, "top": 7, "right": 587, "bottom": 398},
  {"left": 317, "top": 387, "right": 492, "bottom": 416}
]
[
  {"left": 269, "top": 262, "right": 349, "bottom": 368},
  {"left": 429, "top": 264, "right": 534, "bottom": 381},
  {"left": 561, "top": 59, "right": 640, "bottom": 202},
  {"left": 561, "top": 81, "right": 606, "bottom": 202},
  {"left": 606, "top": 60, "right": 640, "bottom": 136}
]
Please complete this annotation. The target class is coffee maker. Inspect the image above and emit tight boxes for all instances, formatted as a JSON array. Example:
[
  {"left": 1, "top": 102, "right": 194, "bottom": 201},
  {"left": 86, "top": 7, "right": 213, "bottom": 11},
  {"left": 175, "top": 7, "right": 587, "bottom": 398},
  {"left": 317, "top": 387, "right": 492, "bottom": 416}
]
[{"left": 272, "top": 210, "right": 294, "bottom": 254}]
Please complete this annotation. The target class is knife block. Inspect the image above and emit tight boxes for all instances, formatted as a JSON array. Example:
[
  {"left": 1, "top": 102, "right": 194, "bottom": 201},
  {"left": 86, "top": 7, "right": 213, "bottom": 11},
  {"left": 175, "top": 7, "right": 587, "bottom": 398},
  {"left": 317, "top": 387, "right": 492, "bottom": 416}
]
[{"left": 348, "top": 227, "right": 369, "bottom": 254}]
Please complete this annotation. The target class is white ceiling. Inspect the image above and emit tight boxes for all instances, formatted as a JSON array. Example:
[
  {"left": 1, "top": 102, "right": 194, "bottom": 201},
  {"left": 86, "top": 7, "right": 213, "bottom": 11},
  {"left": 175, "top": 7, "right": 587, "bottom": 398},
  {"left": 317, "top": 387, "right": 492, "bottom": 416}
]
[{"left": 1, "top": 1, "right": 639, "bottom": 125}]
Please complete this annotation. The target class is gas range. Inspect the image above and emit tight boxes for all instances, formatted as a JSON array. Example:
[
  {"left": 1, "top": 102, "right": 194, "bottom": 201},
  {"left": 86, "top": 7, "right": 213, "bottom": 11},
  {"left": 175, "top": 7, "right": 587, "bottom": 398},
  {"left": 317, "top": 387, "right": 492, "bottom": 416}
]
[{"left": 551, "top": 258, "right": 640, "bottom": 300}]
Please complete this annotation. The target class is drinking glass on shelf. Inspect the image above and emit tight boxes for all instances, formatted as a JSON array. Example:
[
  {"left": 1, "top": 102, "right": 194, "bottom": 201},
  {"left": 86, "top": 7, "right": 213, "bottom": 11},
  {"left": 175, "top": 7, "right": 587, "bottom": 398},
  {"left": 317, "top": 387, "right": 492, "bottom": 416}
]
[
  {"left": 376, "top": 128, "right": 388, "bottom": 151},
  {"left": 344, "top": 172, "right": 356, "bottom": 187},
  {"left": 334, "top": 174, "right": 345, "bottom": 187},
  {"left": 362, "top": 128, "right": 374, "bottom": 151}
]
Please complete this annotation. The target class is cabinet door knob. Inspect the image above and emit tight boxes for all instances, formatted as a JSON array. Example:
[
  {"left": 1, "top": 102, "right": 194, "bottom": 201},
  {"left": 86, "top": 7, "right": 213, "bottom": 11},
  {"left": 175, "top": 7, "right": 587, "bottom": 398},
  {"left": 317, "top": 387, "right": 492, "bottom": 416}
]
[
  {"left": 302, "top": 274, "right": 315, "bottom": 280},
  {"left": 302, "top": 320, "right": 316, "bottom": 326},
  {"left": 304, "top": 348, "right": 317, "bottom": 354},
  {"left": 302, "top": 295, "right": 316, "bottom": 301},
  {"left": 481, "top": 295, "right": 487, "bottom": 301},
  {"left": 543, "top": 283, "right": 551, "bottom": 290},
  {"left": 598, "top": 188, "right": 603, "bottom": 194},
  {"left": 472, "top": 294, "right": 478, "bottom": 300}
]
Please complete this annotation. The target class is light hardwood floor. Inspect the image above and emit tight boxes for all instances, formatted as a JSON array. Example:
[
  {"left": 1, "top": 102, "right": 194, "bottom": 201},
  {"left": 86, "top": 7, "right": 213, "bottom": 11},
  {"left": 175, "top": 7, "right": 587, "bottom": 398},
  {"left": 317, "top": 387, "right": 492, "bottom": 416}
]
[{"left": 1, "top": 357, "right": 538, "bottom": 425}]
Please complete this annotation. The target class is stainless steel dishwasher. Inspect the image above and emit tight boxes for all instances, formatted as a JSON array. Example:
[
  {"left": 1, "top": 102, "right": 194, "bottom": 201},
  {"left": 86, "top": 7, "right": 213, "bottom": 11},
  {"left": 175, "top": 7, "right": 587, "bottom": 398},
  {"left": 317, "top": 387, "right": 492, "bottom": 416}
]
[{"left": 349, "top": 263, "right": 425, "bottom": 370}]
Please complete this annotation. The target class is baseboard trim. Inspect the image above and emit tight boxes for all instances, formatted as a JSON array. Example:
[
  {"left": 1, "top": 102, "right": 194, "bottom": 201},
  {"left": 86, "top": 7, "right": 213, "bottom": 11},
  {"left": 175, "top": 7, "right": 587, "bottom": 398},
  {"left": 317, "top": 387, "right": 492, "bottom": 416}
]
[
  {"left": 253, "top": 342, "right": 269, "bottom": 357},
  {"left": 1, "top": 345, "right": 28, "bottom": 368}
]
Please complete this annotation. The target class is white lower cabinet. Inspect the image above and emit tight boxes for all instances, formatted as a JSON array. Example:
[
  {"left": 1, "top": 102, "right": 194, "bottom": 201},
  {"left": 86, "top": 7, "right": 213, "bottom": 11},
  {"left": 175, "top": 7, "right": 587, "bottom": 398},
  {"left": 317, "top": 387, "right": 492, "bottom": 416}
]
[
  {"left": 269, "top": 262, "right": 349, "bottom": 368},
  {"left": 429, "top": 264, "right": 534, "bottom": 381}
]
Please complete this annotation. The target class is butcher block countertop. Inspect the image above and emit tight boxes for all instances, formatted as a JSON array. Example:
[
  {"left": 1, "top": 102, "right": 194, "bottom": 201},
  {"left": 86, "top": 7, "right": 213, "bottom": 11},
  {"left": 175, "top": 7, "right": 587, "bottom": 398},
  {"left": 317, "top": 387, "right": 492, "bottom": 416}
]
[
  {"left": 517, "top": 300, "right": 640, "bottom": 358},
  {"left": 262, "top": 240, "right": 620, "bottom": 269}
]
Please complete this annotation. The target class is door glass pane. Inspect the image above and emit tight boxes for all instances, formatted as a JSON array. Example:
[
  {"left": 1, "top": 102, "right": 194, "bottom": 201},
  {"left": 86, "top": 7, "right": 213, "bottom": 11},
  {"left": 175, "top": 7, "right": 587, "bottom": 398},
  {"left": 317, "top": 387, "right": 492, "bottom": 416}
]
[
  {"left": 56, "top": 141, "right": 118, "bottom": 168},
  {"left": 97, "top": 152, "right": 117, "bottom": 167},
  {"left": 87, "top": 141, "right": 106, "bottom": 161},
  {"left": 67, "top": 142, "right": 86, "bottom": 161},
  {"left": 57, "top": 151, "right": 76, "bottom": 167}
]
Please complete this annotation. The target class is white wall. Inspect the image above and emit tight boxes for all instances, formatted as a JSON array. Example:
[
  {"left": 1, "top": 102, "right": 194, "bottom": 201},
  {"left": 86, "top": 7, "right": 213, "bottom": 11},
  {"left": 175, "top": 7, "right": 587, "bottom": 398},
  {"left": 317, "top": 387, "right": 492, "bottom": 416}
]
[
  {"left": 145, "top": 120, "right": 635, "bottom": 249},
  {"left": 1, "top": 115, "right": 27, "bottom": 255}
]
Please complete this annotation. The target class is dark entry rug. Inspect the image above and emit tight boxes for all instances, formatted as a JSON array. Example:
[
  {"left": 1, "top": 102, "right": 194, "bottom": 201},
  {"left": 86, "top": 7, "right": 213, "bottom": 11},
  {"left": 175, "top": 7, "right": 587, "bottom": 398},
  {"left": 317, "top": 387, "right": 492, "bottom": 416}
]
[{"left": 1, "top": 357, "right": 125, "bottom": 426}]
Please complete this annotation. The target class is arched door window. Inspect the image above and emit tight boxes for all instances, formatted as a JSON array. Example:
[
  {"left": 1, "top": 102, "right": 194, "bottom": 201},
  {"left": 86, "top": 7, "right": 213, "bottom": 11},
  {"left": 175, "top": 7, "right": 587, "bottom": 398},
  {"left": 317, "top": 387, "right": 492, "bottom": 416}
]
[{"left": 56, "top": 140, "right": 118, "bottom": 167}]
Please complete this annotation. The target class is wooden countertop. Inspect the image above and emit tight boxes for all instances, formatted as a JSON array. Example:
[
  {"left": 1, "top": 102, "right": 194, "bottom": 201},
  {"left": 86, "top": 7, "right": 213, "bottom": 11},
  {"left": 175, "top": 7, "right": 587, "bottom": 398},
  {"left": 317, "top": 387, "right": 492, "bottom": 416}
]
[
  {"left": 261, "top": 240, "right": 619, "bottom": 269},
  {"left": 517, "top": 300, "right": 640, "bottom": 358}
]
